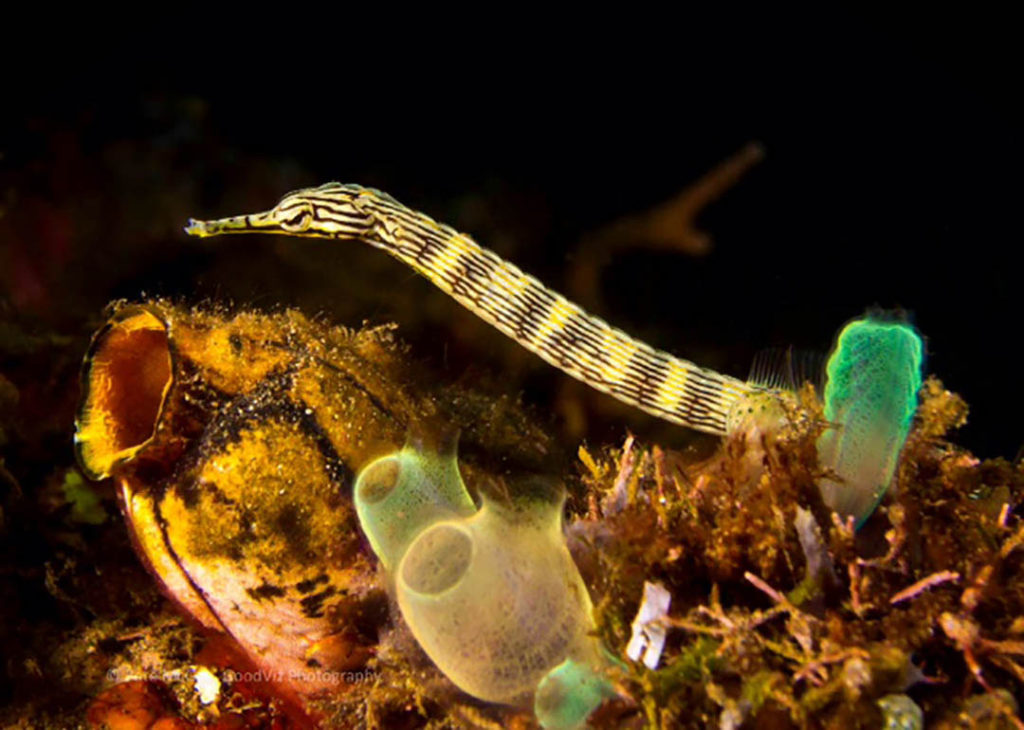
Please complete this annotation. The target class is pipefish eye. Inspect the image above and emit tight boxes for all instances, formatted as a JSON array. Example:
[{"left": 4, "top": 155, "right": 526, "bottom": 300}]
[{"left": 278, "top": 200, "right": 313, "bottom": 232}]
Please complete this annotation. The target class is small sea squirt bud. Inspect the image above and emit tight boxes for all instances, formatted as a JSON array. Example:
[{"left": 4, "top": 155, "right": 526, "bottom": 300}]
[
  {"left": 535, "top": 657, "right": 617, "bottom": 730},
  {"left": 817, "top": 316, "right": 923, "bottom": 526}
]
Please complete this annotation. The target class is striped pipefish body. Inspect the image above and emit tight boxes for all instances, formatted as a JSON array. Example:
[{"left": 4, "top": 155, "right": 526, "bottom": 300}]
[{"left": 186, "top": 182, "right": 766, "bottom": 436}]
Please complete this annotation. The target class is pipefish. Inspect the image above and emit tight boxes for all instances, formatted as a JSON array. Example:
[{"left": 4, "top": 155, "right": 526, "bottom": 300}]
[{"left": 186, "top": 182, "right": 765, "bottom": 436}]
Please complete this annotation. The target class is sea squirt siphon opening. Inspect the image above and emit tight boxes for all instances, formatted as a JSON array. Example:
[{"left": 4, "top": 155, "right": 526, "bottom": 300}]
[
  {"left": 400, "top": 522, "right": 474, "bottom": 596},
  {"left": 356, "top": 456, "right": 402, "bottom": 504}
]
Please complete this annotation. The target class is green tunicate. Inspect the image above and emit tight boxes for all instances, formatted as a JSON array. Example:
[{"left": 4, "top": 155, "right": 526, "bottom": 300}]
[{"left": 817, "top": 316, "right": 923, "bottom": 526}]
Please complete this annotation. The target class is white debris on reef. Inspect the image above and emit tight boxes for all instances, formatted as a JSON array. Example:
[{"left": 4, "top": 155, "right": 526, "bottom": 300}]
[
  {"left": 193, "top": 666, "right": 221, "bottom": 705},
  {"left": 626, "top": 581, "right": 672, "bottom": 669}
]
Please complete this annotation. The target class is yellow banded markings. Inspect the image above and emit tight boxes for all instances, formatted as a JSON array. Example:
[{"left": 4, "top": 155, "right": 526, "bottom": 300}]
[
  {"left": 532, "top": 298, "right": 581, "bottom": 350},
  {"left": 598, "top": 330, "right": 639, "bottom": 386},
  {"left": 422, "top": 233, "right": 477, "bottom": 290},
  {"left": 476, "top": 263, "right": 534, "bottom": 326},
  {"left": 655, "top": 359, "right": 690, "bottom": 412}
]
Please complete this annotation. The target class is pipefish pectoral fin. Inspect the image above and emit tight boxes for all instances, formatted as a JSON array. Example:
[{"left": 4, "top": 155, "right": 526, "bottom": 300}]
[{"left": 185, "top": 183, "right": 760, "bottom": 437}]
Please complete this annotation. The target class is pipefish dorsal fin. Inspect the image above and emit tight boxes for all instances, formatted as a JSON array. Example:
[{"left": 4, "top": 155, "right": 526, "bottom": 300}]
[{"left": 747, "top": 346, "right": 826, "bottom": 395}]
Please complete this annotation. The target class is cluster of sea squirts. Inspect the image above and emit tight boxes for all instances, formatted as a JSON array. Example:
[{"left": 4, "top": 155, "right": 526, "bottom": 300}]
[{"left": 354, "top": 443, "right": 615, "bottom": 728}]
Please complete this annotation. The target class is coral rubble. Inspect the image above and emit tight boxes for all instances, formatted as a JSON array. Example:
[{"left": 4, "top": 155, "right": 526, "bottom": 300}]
[{"left": 2, "top": 304, "right": 1021, "bottom": 728}]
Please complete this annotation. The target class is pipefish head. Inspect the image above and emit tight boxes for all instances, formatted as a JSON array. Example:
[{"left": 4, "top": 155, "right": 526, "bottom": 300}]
[{"left": 184, "top": 182, "right": 380, "bottom": 239}]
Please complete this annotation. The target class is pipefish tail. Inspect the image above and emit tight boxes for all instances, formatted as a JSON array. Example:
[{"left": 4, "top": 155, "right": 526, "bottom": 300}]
[{"left": 185, "top": 182, "right": 760, "bottom": 436}]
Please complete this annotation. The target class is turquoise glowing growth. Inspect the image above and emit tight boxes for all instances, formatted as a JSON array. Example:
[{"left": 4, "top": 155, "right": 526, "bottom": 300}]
[
  {"left": 535, "top": 658, "right": 617, "bottom": 730},
  {"left": 817, "top": 316, "right": 923, "bottom": 525},
  {"left": 354, "top": 444, "right": 611, "bottom": 725}
]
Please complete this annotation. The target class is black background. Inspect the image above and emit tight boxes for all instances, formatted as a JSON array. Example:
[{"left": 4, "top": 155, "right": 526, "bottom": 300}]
[{"left": 3, "top": 6, "right": 1021, "bottom": 457}]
